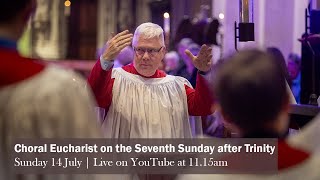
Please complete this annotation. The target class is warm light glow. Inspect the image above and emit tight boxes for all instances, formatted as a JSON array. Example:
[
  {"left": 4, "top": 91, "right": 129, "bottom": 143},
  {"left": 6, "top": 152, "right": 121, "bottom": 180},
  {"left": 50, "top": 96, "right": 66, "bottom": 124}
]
[
  {"left": 218, "top": 13, "right": 224, "bottom": 20},
  {"left": 64, "top": 0, "right": 71, "bottom": 7},
  {"left": 163, "top": 12, "right": 170, "bottom": 19}
]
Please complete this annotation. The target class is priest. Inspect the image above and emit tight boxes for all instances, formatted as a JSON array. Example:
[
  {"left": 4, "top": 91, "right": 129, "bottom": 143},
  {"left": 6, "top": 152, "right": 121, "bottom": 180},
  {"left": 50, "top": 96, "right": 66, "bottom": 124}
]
[{"left": 88, "top": 22, "right": 214, "bottom": 138}]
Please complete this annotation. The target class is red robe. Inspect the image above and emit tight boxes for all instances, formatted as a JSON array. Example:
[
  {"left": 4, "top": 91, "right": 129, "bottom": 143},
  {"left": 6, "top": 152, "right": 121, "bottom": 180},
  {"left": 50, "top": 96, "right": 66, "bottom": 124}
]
[
  {"left": 0, "top": 48, "right": 45, "bottom": 87},
  {"left": 278, "top": 140, "right": 310, "bottom": 170}
]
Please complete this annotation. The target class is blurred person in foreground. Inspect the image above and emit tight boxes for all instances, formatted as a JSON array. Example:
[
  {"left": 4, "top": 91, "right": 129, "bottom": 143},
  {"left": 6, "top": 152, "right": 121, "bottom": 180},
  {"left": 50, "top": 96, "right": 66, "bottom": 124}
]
[
  {"left": 88, "top": 22, "right": 214, "bottom": 138},
  {"left": 266, "top": 47, "right": 291, "bottom": 86},
  {"left": 178, "top": 49, "right": 320, "bottom": 180},
  {"left": 287, "top": 53, "right": 301, "bottom": 103},
  {"left": 266, "top": 47, "right": 297, "bottom": 104},
  {"left": 0, "top": 0, "right": 103, "bottom": 179}
]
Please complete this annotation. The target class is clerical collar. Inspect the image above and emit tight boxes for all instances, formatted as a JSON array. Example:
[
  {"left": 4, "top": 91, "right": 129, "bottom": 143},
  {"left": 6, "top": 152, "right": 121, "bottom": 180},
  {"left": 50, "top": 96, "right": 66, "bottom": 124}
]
[{"left": 0, "top": 37, "right": 17, "bottom": 50}]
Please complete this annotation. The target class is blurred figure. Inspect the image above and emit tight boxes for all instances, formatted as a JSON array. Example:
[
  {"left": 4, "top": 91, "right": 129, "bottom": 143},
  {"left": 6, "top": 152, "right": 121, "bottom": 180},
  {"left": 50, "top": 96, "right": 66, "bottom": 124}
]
[
  {"left": 178, "top": 49, "right": 320, "bottom": 180},
  {"left": 174, "top": 17, "right": 193, "bottom": 47},
  {"left": 266, "top": 47, "right": 291, "bottom": 86},
  {"left": 175, "top": 38, "right": 193, "bottom": 79},
  {"left": 214, "top": 50, "right": 290, "bottom": 138},
  {"left": 164, "top": 51, "right": 179, "bottom": 75},
  {"left": 0, "top": 0, "right": 102, "bottom": 179},
  {"left": 114, "top": 46, "right": 134, "bottom": 68},
  {"left": 204, "top": 18, "right": 220, "bottom": 46},
  {"left": 176, "top": 38, "right": 193, "bottom": 65},
  {"left": 267, "top": 47, "right": 297, "bottom": 104},
  {"left": 191, "top": 5, "right": 211, "bottom": 46},
  {"left": 176, "top": 42, "right": 201, "bottom": 87},
  {"left": 287, "top": 53, "right": 301, "bottom": 103},
  {"left": 187, "top": 43, "right": 201, "bottom": 87}
]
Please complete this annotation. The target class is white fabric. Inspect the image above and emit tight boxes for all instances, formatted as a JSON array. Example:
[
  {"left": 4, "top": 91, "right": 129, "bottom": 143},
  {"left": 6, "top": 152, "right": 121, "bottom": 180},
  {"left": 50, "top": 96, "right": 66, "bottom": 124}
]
[
  {"left": 0, "top": 66, "right": 105, "bottom": 180},
  {"left": 177, "top": 153, "right": 320, "bottom": 180},
  {"left": 100, "top": 68, "right": 200, "bottom": 138},
  {"left": 288, "top": 114, "right": 320, "bottom": 153}
]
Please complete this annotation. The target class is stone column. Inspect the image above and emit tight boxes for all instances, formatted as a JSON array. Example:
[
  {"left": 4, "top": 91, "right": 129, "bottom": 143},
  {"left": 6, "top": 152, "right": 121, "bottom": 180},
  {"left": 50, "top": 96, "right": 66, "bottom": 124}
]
[
  {"left": 97, "top": 0, "right": 117, "bottom": 53},
  {"left": 117, "top": 0, "right": 134, "bottom": 32},
  {"left": 32, "top": 0, "right": 67, "bottom": 59},
  {"left": 135, "top": 0, "right": 151, "bottom": 25}
]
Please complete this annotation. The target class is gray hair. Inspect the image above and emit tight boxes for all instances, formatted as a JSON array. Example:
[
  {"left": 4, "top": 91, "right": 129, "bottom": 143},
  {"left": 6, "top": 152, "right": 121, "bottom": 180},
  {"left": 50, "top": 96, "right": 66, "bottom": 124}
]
[{"left": 132, "top": 22, "right": 165, "bottom": 46}]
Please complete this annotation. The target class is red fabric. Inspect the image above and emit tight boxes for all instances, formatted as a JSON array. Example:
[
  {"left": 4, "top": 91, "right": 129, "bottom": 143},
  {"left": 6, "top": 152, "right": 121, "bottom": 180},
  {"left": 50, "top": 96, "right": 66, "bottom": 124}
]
[
  {"left": 0, "top": 48, "right": 45, "bottom": 88},
  {"left": 278, "top": 140, "right": 310, "bottom": 170},
  {"left": 87, "top": 61, "right": 214, "bottom": 115},
  {"left": 122, "top": 64, "right": 166, "bottom": 78},
  {"left": 87, "top": 60, "right": 114, "bottom": 109},
  {"left": 185, "top": 72, "right": 214, "bottom": 115}
]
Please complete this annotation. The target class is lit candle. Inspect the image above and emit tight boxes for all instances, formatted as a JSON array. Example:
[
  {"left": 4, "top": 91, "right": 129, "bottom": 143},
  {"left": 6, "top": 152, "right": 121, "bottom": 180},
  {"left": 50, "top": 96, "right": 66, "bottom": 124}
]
[{"left": 163, "top": 12, "right": 170, "bottom": 34}]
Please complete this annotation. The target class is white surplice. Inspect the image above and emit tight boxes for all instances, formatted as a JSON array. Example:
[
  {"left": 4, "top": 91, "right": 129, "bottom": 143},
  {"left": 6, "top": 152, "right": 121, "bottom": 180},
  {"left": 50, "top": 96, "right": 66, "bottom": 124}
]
[
  {"left": 98, "top": 68, "right": 202, "bottom": 138},
  {"left": 0, "top": 66, "right": 107, "bottom": 180}
]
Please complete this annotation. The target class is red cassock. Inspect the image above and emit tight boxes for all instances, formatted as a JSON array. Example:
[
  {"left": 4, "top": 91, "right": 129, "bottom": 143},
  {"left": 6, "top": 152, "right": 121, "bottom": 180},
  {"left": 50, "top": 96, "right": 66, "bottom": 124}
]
[{"left": 0, "top": 48, "right": 45, "bottom": 87}]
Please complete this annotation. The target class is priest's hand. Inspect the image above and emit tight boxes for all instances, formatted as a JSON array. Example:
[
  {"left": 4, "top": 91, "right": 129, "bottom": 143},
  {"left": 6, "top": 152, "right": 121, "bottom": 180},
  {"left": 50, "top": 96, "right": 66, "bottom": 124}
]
[
  {"left": 101, "top": 30, "right": 133, "bottom": 61},
  {"left": 185, "top": 44, "right": 213, "bottom": 72}
]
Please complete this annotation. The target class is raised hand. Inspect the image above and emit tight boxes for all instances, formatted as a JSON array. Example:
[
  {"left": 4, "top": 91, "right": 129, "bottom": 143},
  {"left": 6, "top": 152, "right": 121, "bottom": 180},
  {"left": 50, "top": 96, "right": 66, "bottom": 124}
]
[
  {"left": 185, "top": 44, "right": 213, "bottom": 72},
  {"left": 101, "top": 30, "right": 133, "bottom": 61}
]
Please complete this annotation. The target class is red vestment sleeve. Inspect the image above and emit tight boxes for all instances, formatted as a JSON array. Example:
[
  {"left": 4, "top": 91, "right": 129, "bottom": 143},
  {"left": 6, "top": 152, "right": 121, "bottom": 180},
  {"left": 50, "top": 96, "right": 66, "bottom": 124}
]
[
  {"left": 87, "top": 60, "right": 114, "bottom": 112},
  {"left": 185, "top": 72, "right": 214, "bottom": 116}
]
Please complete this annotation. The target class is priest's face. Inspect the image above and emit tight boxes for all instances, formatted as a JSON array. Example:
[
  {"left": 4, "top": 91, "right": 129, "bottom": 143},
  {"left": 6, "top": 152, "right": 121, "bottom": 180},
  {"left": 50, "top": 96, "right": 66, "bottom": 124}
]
[{"left": 132, "top": 35, "right": 166, "bottom": 77}]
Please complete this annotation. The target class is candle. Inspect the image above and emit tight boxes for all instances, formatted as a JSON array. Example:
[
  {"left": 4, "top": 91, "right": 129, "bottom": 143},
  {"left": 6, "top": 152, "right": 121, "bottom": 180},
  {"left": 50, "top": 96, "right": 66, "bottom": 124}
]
[
  {"left": 239, "top": 0, "right": 253, "bottom": 23},
  {"left": 163, "top": 12, "right": 170, "bottom": 34}
]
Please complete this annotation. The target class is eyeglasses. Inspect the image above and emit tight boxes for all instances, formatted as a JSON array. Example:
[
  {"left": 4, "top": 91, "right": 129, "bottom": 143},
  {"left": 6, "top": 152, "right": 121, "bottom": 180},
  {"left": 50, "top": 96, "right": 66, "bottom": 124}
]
[{"left": 133, "top": 47, "right": 163, "bottom": 57}]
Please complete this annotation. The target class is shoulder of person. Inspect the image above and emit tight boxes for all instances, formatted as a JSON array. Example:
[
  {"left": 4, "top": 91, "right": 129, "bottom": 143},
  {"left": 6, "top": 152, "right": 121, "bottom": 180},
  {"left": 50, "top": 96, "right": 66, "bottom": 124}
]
[
  {"left": 37, "top": 66, "right": 94, "bottom": 102},
  {"left": 172, "top": 75, "right": 193, "bottom": 88}
]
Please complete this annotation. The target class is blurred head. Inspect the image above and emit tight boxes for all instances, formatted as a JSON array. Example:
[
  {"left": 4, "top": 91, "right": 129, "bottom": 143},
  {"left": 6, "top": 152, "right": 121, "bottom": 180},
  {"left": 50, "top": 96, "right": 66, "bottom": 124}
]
[
  {"left": 174, "top": 17, "right": 193, "bottom": 45},
  {"left": 117, "top": 46, "right": 134, "bottom": 66},
  {"left": 0, "top": 0, "right": 36, "bottom": 40},
  {"left": 132, "top": 22, "right": 166, "bottom": 77},
  {"left": 177, "top": 38, "right": 193, "bottom": 59},
  {"left": 188, "top": 43, "right": 201, "bottom": 56},
  {"left": 287, "top": 53, "right": 301, "bottom": 80},
  {"left": 266, "top": 47, "right": 291, "bottom": 85},
  {"left": 214, "top": 49, "right": 289, "bottom": 137},
  {"left": 205, "top": 18, "right": 220, "bottom": 45},
  {"left": 197, "top": 5, "right": 210, "bottom": 22},
  {"left": 164, "top": 51, "right": 179, "bottom": 72}
]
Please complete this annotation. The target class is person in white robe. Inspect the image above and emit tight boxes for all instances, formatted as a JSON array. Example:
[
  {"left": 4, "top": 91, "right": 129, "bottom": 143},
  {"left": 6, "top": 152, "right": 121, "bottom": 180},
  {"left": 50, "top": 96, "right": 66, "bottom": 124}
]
[
  {"left": 88, "top": 23, "right": 214, "bottom": 139},
  {"left": 0, "top": 0, "right": 106, "bottom": 179}
]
